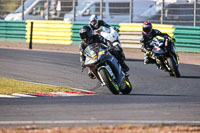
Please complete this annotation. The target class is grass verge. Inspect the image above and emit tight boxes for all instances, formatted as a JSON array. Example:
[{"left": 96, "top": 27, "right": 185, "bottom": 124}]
[{"left": 0, "top": 77, "right": 72, "bottom": 95}]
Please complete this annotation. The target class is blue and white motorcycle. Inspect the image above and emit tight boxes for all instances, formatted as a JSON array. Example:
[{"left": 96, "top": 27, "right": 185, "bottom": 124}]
[{"left": 100, "top": 27, "right": 121, "bottom": 49}]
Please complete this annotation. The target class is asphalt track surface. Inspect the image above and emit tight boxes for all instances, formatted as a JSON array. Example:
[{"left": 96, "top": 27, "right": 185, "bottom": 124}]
[{"left": 0, "top": 48, "right": 200, "bottom": 126}]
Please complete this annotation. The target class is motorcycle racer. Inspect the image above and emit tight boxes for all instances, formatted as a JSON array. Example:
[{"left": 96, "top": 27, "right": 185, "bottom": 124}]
[
  {"left": 89, "top": 15, "right": 129, "bottom": 71},
  {"left": 140, "top": 21, "right": 172, "bottom": 64},
  {"left": 79, "top": 25, "right": 129, "bottom": 79},
  {"left": 89, "top": 15, "right": 111, "bottom": 31}
]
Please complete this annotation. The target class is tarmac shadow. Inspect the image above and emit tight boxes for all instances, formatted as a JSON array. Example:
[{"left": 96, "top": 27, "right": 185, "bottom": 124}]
[
  {"left": 180, "top": 76, "right": 200, "bottom": 79},
  {"left": 126, "top": 58, "right": 143, "bottom": 62}
]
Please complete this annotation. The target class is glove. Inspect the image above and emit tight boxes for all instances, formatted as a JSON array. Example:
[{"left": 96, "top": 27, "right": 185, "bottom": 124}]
[
  {"left": 171, "top": 37, "right": 176, "bottom": 43},
  {"left": 145, "top": 51, "right": 152, "bottom": 55}
]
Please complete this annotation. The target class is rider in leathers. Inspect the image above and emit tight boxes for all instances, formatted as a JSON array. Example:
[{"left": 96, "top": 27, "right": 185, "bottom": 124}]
[
  {"left": 89, "top": 15, "right": 129, "bottom": 72},
  {"left": 79, "top": 25, "right": 129, "bottom": 79},
  {"left": 89, "top": 15, "right": 112, "bottom": 32},
  {"left": 140, "top": 21, "right": 171, "bottom": 65}
]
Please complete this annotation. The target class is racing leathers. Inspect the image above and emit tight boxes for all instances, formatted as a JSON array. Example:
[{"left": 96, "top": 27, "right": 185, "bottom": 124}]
[
  {"left": 140, "top": 29, "right": 170, "bottom": 64},
  {"left": 90, "top": 20, "right": 111, "bottom": 31},
  {"left": 89, "top": 20, "right": 129, "bottom": 72}
]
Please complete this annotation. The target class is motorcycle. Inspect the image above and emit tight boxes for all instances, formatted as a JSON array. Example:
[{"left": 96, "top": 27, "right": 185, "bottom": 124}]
[
  {"left": 100, "top": 27, "right": 121, "bottom": 48},
  {"left": 83, "top": 43, "right": 132, "bottom": 95},
  {"left": 148, "top": 37, "right": 181, "bottom": 77}
]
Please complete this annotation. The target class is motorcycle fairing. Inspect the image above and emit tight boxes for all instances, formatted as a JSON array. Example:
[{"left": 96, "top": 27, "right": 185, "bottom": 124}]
[{"left": 84, "top": 43, "right": 107, "bottom": 65}]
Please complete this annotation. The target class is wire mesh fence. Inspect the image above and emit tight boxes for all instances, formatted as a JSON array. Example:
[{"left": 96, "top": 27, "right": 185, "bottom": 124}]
[{"left": 0, "top": 0, "right": 199, "bottom": 26}]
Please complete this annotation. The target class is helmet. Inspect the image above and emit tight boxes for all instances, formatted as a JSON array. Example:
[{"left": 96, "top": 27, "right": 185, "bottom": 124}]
[
  {"left": 142, "top": 21, "right": 152, "bottom": 35},
  {"left": 89, "top": 15, "right": 98, "bottom": 28},
  {"left": 79, "top": 25, "right": 93, "bottom": 43}
]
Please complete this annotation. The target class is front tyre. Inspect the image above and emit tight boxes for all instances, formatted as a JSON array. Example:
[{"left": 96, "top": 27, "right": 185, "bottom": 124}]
[
  {"left": 99, "top": 69, "right": 120, "bottom": 95},
  {"left": 120, "top": 78, "right": 132, "bottom": 94},
  {"left": 167, "top": 57, "right": 181, "bottom": 78}
]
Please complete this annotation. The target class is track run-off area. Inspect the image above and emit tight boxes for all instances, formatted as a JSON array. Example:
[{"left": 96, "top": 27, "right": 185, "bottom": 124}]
[{"left": 0, "top": 48, "right": 200, "bottom": 126}]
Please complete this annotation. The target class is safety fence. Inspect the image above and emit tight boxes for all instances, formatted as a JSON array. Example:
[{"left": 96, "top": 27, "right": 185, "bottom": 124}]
[
  {"left": 26, "top": 20, "right": 72, "bottom": 45},
  {"left": 0, "top": 20, "right": 200, "bottom": 53},
  {"left": 0, "top": 21, "right": 26, "bottom": 42},
  {"left": 174, "top": 26, "right": 200, "bottom": 52}
]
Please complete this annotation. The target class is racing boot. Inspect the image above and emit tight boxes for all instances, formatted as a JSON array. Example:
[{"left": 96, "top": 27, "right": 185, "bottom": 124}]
[
  {"left": 88, "top": 70, "right": 96, "bottom": 79},
  {"left": 120, "top": 60, "right": 129, "bottom": 77},
  {"left": 144, "top": 56, "right": 155, "bottom": 64},
  {"left": 121, "top": 61, "right": 129, "bottom": 73}
]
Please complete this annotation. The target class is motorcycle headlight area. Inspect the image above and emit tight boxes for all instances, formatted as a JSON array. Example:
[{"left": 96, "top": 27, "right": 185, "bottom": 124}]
[{"left": 99, "top": 50, "right": 106, "bottom": 55}]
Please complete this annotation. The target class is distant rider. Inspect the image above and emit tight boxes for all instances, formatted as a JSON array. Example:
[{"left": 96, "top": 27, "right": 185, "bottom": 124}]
[
  {"left": 140, "top": 21, "right": 171, "bottom": 64},
  {"left": 89, "top": 15, "right": 113, "bottom": 33},
  {"left": 79, "top": 25, "right": 129, "bottom": 79}
]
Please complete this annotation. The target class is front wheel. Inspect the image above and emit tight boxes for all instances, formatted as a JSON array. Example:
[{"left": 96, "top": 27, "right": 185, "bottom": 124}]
[
  {"left": 167, "top": 57, "right": 181, "bottom": 78},
  {"left": 99, "top": 69, "right": 120, "bottom": 95},
  {"left": 120, "top": 78, "right": 132, "bottom": 94}
]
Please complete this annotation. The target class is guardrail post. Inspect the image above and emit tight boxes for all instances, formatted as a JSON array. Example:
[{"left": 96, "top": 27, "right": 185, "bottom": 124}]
[
  {"left": 100, "top": 0, "right": 103, "bottom": 20},
  {"left": 21, "top": 0, "right": 24, "bottom": 20},
  {"left": 29, "top": 22, "right": 33, "bottom": 49},
  {"left": 194, "top": 0, "right": 197, "bottom": 26},
  {"left": 72, "top": 0, "right": 76, "bottom": 22},
  {"left": 129, "top": 0, "right": 133, "bottom": 23},
  {"left": 161, "top": 0, "right": 165, "bottom": 24},
  {"left": 47, "top": 0, "right": 49, "bottom": 20}
]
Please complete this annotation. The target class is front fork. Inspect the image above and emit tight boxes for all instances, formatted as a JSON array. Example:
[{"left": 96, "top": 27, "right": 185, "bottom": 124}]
[
  {"left": 164, "top": 53, "right": 179, "bottom": 71},
  {"left": 97, "top": 65, "right": 116, "bottom": 86}
]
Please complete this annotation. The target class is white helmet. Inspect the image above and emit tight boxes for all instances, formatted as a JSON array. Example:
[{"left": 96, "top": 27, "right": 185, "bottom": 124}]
[{"left": 89, "top": 15, "right": 98, "bottom": 28}]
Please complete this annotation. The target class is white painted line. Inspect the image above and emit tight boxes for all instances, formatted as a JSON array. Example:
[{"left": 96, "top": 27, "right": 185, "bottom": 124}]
[
  {"left": 0, "top": 120, "right": 200, "bottom": 125},
  {"left": 12, "top": 93, "right": 37, "bottom": 98},
  {"left": 71, "top": 88, "right": 96, "bottom": 94},
  {"left": 51, "top": 92, "right": 85, "bottom": 96},
  {"left": 0, "top": 94, "right": 19, "bottom": 98}
]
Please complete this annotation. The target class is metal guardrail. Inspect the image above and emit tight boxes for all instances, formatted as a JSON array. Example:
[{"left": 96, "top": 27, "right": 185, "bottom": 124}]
[
  {"left": 174, "top": 25, "right": 200, "bottom": 52},
  {"left": 0, "top": 20, "right": 200, "bottom": 53},
  {"left": 26, "top": 20, "right": 72, "bottom": 45},
  {"left": 0, "top": 20, "right": 26, "bottom": 42}
]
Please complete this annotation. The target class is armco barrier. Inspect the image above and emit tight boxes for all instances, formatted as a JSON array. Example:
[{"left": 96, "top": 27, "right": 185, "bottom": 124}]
[
  {"left": 174, "top": 26, "right": 200, "bottom": 52},
  {"left": 71, "top": 22, "right": 120, "bottom": 45},
  {"left": 119, "top": 23, "right": 174, "bottom": 48},
  {"left": 0, "top": 21, "right": 26, "bottom": 42},
  {"left": 0, "top": 20, "right": 199, "bottom": 53},
  {"left": 26, "top": 20, "right": 72, "bottom": 45}
]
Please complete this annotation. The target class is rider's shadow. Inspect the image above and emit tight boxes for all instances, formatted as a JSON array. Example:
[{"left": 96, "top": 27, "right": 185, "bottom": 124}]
[
  {"left": 126, "top": 58, "right": 143, "bottom": 62},
  {"left": 180, "top": 76, "right": 200, "bottom": 79}
]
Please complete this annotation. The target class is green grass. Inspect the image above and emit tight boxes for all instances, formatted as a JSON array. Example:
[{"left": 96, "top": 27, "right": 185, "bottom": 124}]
[{"left": 0, "top": 77, "right": 72, "bottom": 95}]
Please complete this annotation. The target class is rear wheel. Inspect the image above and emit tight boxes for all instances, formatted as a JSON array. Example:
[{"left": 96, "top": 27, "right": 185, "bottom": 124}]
[
  {"left": 120, "top": 78, "right": 132, "bottom": 94},
  {"left": 167, "top": 57, "right": 181, "bottom": 78},
  {"left": 99, "top": 69, "right": 120, "bottom": 95}
]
